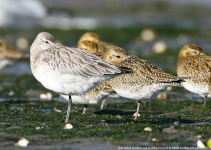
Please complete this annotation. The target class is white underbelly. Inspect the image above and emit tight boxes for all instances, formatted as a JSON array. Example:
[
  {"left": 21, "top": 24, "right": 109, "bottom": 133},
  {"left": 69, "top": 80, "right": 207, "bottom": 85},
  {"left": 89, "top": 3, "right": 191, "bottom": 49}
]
[
  {"left": 182, "top": 82, "right": 209, "bottom": 97},
  {"left": 33, "top": 65, "right": 109, "bottom": 95},
  {"left": 114, "top": 84, "right": 168, "bottom": 102}
]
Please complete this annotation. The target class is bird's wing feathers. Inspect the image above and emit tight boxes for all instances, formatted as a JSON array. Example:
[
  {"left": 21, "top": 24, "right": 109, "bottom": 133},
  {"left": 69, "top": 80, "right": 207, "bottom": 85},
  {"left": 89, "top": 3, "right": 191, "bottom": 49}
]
[
  {"left": 121, "top": 56, "right": 181, "bottom": 83},
  {"left": 40, "top": 44, "right": 121, "bottom": 78}
]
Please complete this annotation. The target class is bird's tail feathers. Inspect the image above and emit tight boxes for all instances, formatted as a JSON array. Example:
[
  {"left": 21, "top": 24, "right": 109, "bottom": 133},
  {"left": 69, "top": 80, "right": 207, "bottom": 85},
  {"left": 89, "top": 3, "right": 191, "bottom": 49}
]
[{"left": 116, "top": 66, "right": 133, "bottom": 74}]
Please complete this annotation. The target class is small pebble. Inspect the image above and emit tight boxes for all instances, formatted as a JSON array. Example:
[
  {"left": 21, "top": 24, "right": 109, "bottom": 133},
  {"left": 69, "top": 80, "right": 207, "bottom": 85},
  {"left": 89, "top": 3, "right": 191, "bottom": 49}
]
[
  {"left": 40, "top": 92, "right": 52, "bottom": 100},
  {"left": 174, "top": 121, "right": 180, "bottom": 126},
  {"left": 153, "top": 41, "right": 167, "bottom": 54},
  {"left": 140, "top": 28, "right": 155, "bottom": 42},
  {"left": 8, "top": 91, "right": 15, "bottom": 96},
  {"left": 167, "top": 86, "right": 172, "bottom": 91},
  {"left": 35, "top": 127, "right": 41, "bottom": 130},
  {"left": 40, "top": 93, "right": 47, "bottom": 99},
  {"left": 144, "top": 127, "right": 152, "bottom": 132},
  {"left": 195, "top": 135, "right": 202, "bottom": 138},
  {"left": 197, "top": 139, "right": 205, "bottom": 148},
  {"left": 152, "top": 138, "right": 158, "bottom": 142},
  {"left": 16, "top": 137, "right": 29, "bottom": 147},
  {"left": 156, "top": 92, "right": 168, "bottom": 100},
  {"left": 54, "top": 107, "right": 62, "bottom": 112},
  {"left": 63, "top": 123, "right": 73, "bottom": 129},
  {"left": 16, "top": 37, "right": 29, "bottom": 49},
  {"left": 116, "top": 114, "right": 122, "bottom": 119},
  {"left": 86, "top": 124, "right": 93, "bottom": 128},
  {"left": 46, "top": 92, "right": 52, "bottom": 99},
  {"left": 133, "top": 112, "right": 140, "bottom": 117}
]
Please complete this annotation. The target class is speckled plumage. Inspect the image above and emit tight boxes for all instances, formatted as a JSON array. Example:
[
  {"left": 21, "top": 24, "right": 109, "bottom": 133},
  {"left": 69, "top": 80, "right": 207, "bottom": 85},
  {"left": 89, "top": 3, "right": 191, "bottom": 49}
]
[
  {"left": 109, "top": 55, "right": 184, "bottom": 96},
  {"left": 88, "top": 82, "right": 114, "bottom": 97},
  {"left": 108, "top": 55, "right": 186, "bottom": 120},
  {"left": 61, "top": 81, "right": 114, "bottom": 114},
  {"left": 102, "top": 46, "right": 128, "bottom": 65},
  {"left": 177, "top": 44, "right": 211, "bottom": 107},
  {"left": 61, "top": 82, "right": 114, "bottom": 104},
  {"left": 77, "top": 40, "right": 98, "bottom": 55},
  {"left": 77, "top": 32, "right": 101, "bottom": 45},
  {"left": 77, "top": 32, "right": 115, "bottom": 58}
]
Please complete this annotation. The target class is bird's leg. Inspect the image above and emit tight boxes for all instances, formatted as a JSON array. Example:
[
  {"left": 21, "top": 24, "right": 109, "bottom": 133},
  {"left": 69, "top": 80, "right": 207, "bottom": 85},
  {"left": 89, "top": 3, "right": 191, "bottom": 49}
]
[
  {"left": 134, "top": 101, "right": 141, "bottom": 121},
  {"left": 65, "top": 95, "right": 72, "bottom": 123},
  {"left": 204, "top": 95, "right": 207, "bottom": 107},
  {"left": 101, "top": 97, "right": 109, "bottom": 110},
  {"left": 83, "top": 104, "right": 88, "bottom": 114}
]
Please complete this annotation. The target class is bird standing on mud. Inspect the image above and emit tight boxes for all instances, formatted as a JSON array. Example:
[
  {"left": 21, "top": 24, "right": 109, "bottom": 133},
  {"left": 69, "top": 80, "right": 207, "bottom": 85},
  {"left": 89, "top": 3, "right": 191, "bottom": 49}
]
[
  {"left": 177, "top": 44, "right": 211, "bottom": 107},
  {"left": 30, "top": 32, "right": 133, "bottom": 123}
]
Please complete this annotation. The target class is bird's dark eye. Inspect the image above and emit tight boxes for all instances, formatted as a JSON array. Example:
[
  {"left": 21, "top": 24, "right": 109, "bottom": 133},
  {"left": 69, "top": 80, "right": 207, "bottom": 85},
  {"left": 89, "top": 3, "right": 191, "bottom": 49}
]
[
  {"left": 45, "top": 41, "right": 49, "bottom": 44},
  {"left": 116, "top": 55, "right": 121, "bottom": 58},
  {"left": 193, "top": 51, "right": 198, "bottom": 54}
]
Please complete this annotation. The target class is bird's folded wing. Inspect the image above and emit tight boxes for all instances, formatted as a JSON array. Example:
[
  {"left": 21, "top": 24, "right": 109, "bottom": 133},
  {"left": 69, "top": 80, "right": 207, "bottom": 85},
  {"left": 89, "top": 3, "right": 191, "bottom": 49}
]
[
  {"left": 40, "top": 44, "right": 121, "bottom": 78},
  {"left": 120, "top": 56, "right": 183, "bottom": 83}
]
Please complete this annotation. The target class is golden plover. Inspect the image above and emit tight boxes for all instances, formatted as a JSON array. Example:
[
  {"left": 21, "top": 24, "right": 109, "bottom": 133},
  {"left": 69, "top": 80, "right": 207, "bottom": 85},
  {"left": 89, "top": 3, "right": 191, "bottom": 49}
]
[
  {"left": 107, "top": 55, "right": 187, "bottom": 120},
  {"left": 61, "top": 82, "right": 114, "bottom": 114},
  {"left": 77, "top": 32, "right": 115, "bottom": 57},
  {"left": 0, "top": 40, "right": 29, "bottom": 69},
  {"left": 177, "top": 44, "right": 211, "bottom": 107}
]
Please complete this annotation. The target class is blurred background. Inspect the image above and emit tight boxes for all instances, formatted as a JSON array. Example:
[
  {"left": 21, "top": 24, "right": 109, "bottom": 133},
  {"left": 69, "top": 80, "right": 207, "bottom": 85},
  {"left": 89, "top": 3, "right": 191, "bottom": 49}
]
[{"left": 1, "top": 0, "right": 211, "bottom": 75}]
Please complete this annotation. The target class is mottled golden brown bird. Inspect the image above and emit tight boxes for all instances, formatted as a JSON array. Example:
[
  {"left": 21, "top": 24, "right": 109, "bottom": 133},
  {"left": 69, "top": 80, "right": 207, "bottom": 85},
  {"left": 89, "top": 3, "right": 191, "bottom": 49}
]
[
  {"left": 107, "top": 55, "right": 187, "bottom": 120},
  {"left": 77, "top": 32, "right": 101, "bottom": 45},
  {"left": 77, "top": 32, "right": 115, "bottom": 57},
  {"left": 61, "top": 82, "right": 114, "bottom": 114},
  {"left": 77, "top": 40, "right": 98, "bottom": 55},
  {"left": 177, "top": 44, "right": 211, "bottom": 107},
  {"left": 0, "top": 40, "right": 29, "bottom": 70}
]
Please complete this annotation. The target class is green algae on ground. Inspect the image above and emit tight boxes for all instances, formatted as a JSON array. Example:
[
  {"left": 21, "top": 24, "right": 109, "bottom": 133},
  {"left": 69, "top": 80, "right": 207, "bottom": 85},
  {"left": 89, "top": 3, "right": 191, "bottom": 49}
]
[{"left": 0, "top": 98, "right": 211, "bottom": 147}]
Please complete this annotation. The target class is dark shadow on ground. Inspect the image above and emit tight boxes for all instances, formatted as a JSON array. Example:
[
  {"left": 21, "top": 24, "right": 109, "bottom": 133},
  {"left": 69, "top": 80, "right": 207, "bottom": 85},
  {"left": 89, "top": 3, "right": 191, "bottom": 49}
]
[
  {"left": 94, "top": 109, "right": 195, "bottom": 125},
  {"left": 94, "top": 109, "right": 163, "bottom": 116}
]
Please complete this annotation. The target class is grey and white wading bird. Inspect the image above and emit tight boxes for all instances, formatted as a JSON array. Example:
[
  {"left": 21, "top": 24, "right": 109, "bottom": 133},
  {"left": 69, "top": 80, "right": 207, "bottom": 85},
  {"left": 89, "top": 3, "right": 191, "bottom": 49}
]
[
  {"left": 60, "top": 46, "right": 129, "bottom": 114},
  {"left": 30, "top": 32, "right": 133, "bottom": 123}
]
